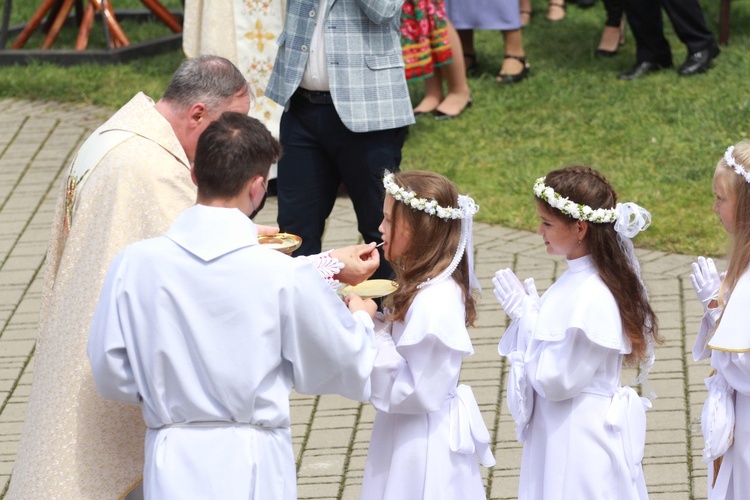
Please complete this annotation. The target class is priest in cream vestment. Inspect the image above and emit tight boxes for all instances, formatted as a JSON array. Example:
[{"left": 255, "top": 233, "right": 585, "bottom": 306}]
[{"left": 7, "top": 92, "right": 204, "bottom": 499}]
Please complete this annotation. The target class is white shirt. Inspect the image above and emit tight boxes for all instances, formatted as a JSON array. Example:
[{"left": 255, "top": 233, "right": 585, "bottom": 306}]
[{"left": 300, "top": 0, "right": 330, "bottom": 91}]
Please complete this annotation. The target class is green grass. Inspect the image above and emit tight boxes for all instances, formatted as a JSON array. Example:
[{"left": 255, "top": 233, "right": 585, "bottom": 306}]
[
  {"left": 0, "top": 0, "right": 184, "bottom": 107},
  {"left": 1, "top": 0, "right": 749, "bottom": 255}
]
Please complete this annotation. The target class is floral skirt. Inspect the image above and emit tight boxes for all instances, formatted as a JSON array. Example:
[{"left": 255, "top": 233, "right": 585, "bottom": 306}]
[{"left": 400, "top": 0, "right": 453, "bottom": 81}]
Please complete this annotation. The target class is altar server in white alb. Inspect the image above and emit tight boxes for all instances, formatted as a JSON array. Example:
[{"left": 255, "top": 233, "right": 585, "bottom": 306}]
[
  {"left": 690, "top": 141, "right": 750, "bottom": 499},
  {"left": 494, "top": 166, "right": 661, "bottom": 499},
  {"left": 360, "top": 170, "right": 495, "bottom": 500},
  {"left": 87, "top": 112, "right": 378, "bottom": 499}
]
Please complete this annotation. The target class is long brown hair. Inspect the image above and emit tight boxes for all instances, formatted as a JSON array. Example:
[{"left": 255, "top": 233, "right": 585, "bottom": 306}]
[
  {"left": 543, "top": 166, "right": 660, "bottom": 366},
  {"left": 383, "top": 171, "right": 477, "bottom": 326},
  {"left": 717, "top": 141, "right": 750, "bottom": 305}
]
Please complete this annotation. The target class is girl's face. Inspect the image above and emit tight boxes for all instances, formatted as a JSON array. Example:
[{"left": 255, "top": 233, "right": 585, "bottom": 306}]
[
  {"left": 713, "top": 170, "right": 736, "bottom": 234},
  {"left": 379, "top": 196, "right": 411, "bottom": 262},
  {"left": 535, "top": 201, "right": 589, "bottom": 260}
]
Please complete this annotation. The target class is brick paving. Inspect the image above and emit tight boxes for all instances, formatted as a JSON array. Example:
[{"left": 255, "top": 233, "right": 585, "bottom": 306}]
[{"left": 0, "top": 99, "right": 719, "bottom": 499}]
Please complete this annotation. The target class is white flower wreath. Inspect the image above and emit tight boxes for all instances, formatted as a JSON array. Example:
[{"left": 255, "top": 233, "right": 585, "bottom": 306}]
[
  {"left": 533, "top": 177, "right": 618, "bottom": 223},
  {"left": 381, "top": 171, "right": 481, "bottom": 290},
  {"left": 724, "top": 146, "right": 750, "bottom": 184},
  {"left": 383, "top": 171, "right": 477, "bottom": 220}
]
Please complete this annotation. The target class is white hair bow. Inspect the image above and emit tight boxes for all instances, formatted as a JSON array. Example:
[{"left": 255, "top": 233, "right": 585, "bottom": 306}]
[{"left": 614, "top": 202, "right": 651, "bottom": 239}]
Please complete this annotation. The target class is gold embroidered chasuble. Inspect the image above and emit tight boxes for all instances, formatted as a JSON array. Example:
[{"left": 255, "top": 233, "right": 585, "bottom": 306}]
[{"left": 8, "top": 93, "right": 196, "bottom": 499}]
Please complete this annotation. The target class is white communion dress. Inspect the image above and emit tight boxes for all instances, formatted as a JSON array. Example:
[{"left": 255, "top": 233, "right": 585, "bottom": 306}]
[
  {"left": 499, "top": 255, "right": 650, "bottom": 500},
  {"left": 693, "top": 267, "right": 750, "bottom": 499},
  {"left": 361, "top": 279, "right": 495, "bottom": 500}
]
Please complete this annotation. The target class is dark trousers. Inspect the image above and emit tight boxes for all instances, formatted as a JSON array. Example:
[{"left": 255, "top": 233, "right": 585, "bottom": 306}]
[
  {"left": 602, "top": 0, "right": 624, "bottom": 27},
  {"left": 277, "top": 90, "right": 408, "bottom": 281},
  {"left": 623, "top": 0, "right": 715, "bottom": 65}
]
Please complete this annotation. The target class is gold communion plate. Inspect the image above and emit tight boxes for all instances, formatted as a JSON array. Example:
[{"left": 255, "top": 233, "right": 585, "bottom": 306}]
[
  {"left": 341, "top": 279, "right": 399, "bottom": 299},
  {"left": 258, "top": 233, "right": 302, "bottom": 255}
]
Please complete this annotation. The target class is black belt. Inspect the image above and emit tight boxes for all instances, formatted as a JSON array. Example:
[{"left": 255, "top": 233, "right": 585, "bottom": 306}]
[{"left": 294, "top": 88, "right": 334, "bottom": 105}]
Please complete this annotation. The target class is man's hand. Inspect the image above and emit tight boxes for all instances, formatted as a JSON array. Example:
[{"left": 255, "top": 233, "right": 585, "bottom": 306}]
[
  {"left": 331, "top": 243, "right": 380, "bottom": 285},
  {"left": 256, "top": 224, "right": 280, "bottom": 236},
  {"left": 345, "top": 293, "right": 377, "bottom": 319}
]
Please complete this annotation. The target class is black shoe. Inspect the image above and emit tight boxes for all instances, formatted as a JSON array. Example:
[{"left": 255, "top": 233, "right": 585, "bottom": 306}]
[
  {"left": 618, "top": 60, "right": 670, "bottom": 80},
  {"left": 678, "top": 43, "right": 720, "bottom": 76},
  {"left": 464, "top": 52, "right": 479, "bottom": 76},
  {"left": 434, "top": 98, "right": 473, "bottom": 120},
  {"left": 496, "top": 55, "right": 530, "bottom": 84},
  {"left": 595, "top": 47, "right": 618, "bottom": 58}
]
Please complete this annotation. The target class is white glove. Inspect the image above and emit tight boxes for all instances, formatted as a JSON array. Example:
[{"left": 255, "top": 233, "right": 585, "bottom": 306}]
[
  {"left": 690, "top": 257, "right": 721, "bottom": 311},
  {"left": 493, "top": 269, "right": 538, "bottom": 320}
]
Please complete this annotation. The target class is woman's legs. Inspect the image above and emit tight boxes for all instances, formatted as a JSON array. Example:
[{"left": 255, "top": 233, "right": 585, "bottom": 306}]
[
  {"left": 412, "top": 74, "right": 444, "bottom": 114},
  {"left": 597, "top": 0, "right": 625, "bottom": 53},
  {"left": 499, "top": 29, "right": 527, "bottom": 76},
  {"left": 547, "top": 0, "right": 566, "bottom": 21},
  {"left": 520, "top": 0, "right": 532, "bottom": 26},
  {"left": 434, "top": 20, "right": 472, "bottom": 116}
]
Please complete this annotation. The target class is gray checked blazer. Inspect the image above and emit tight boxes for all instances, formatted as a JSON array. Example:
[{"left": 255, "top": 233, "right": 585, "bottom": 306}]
[{"left": 265, "top": 0, "right": 415, "bottom": 133}]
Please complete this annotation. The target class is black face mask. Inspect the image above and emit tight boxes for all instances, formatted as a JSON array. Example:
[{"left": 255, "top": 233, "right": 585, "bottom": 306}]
[{"left": 249, "top": 190, "right": 267, "bottom": 220}]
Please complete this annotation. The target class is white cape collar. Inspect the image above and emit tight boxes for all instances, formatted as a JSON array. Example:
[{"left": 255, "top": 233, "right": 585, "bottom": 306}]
[
  {"left": 709, "top": 269, "right": 750, "bottom": 352},
  {"left": 166, "top": 205, "right": 259, "bottom": 262}
]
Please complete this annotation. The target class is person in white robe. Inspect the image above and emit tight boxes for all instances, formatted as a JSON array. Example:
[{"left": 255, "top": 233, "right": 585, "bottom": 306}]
[
  {"left": 494, "top": 168, "right": 659, "bottom": 500},
  {"left": 8, "top": 56, "right": 379, "bottom": 500},
  {"left": 88, "top": 112, "right": 378, "bottom": 499},
  {"left": 690, "top": 142, "right": 750, "bottom": 499},
  {"left": 361, "top": 171, "right": 495, "bottom": 500}
]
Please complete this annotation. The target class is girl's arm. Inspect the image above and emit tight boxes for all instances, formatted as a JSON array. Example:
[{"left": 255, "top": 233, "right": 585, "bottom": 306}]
[
  {"left": 370, "top": 334, "right": 464, "bottom": 414},
  {"left": 693, "top": 307, "right": 723, "bottom": 361},
  {"left": 530, "top": 328, "right": 612, "bottom": 401},
  {"left": 711, "top": 351, "right": 750, "bottom": 396}
]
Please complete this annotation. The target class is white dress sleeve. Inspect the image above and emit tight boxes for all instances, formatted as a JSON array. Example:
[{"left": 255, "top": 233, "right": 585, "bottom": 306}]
[
  {"left": 87, "top": 250, "right": 141, "bottom": 405},
  {"left": 281, "top": 260, "right": 376, "bottom": 402},
  {"left": 369, "top": 283, "right": 472, "bottom": 414},
  {"left": 693, "top": 307, "right": 723, "bottom": 361},
  {"left": 369, "top": 334, "right": 464, "bottom": 414},
  {"left": 711, "top": 351, "right": 750, "bottom": 397},
  {"left": 530, "top": 328, "right": 613, "bottom": 401},
  {"left": 498, "top": 309, "right": 538, "bottom": 442}
]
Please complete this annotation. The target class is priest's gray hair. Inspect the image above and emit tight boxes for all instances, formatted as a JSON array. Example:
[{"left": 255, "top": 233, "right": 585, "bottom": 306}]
[{"left": 162, "top": 55, "right": 252, "bottom": 112}]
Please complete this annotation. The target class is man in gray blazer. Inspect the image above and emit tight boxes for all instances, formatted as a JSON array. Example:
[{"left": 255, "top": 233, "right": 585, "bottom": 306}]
[{"left": 266, "top": 0, "right": 414, "bottom": 280}]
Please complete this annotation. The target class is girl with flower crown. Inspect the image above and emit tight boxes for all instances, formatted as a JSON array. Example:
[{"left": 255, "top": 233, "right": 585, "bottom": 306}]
[
  {"left": 690, "top": 141, "right": 750, "bottom": 499},
  {"left": 493, "top": 166, "right": 660, "bottom": 499},
  {"left": 359, "top": 170, "right": 495, "bottom": 499}
]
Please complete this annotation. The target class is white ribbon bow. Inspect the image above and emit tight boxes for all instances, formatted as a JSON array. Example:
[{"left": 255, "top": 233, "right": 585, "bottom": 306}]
[
  {"left": 614, "top": 202, "right": 652, "bottom": 239},
  {"left": 449, "top": 385, "right": 496, "bottom": 467},
  {"left": 605, "top": 386, "right": 651, "bottom": 481}
]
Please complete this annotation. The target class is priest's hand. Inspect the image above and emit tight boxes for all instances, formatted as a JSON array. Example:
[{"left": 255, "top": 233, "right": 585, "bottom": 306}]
[
  {"left": 256, "top": 224, "right": 280, "bottom": 235},
  {"left": 331, "top": 243, "right": 380, "bottom": 285},
  {"left": 345, "top": 292, "right": 377, "bottom": 319}
]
